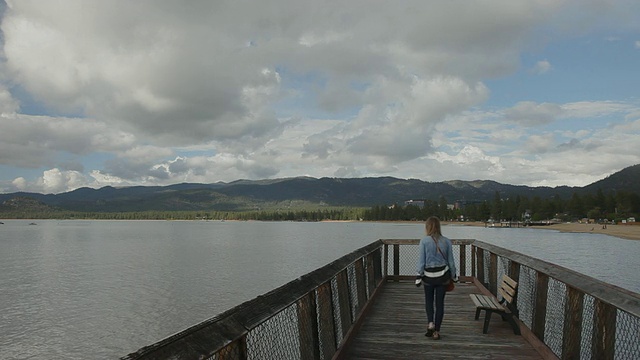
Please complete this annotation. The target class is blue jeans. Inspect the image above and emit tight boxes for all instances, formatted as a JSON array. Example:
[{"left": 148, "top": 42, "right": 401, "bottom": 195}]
[{"left": 423, "top": 284, "right": 446, "bottom": 331}]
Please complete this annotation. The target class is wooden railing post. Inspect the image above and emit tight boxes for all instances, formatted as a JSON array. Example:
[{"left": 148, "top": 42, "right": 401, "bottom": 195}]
[
  {"left": 354, "top": 258, "right": 367, "bottom": 315},
  {"left": 471, "top": 245, "right": 476, "bottom": 278},
  {"left": 373, "top": 247, "right": 382, "bottom": 284},
  {"left": 508, "top": 261, "right": 521, "bottom": 316},
  {"left": 533, "top": 273, "right": 549, "bottom": 341},
  {"left": 336, "top": 270, "right": 353, "bottom": 336},
  {"left": 489, "top": 253, "right": 498, "bottom": 295},
  {"left": 459, "top": 244, "right": 466, "bottom": 277},
  {"left": 509, "top": 261, "right": 520, "bottom": 283},
  {"left": 366, "top": 253, "right": 375, "bottom": 298},
  {"left": 393, "top": 244, "right": 400, "bottom": 282},
  {"left": 218, "top": 336, "right": 247, "bottom": 360},
  {"left": 477, "top": 248, "right": 485, "bottom": 284},
  {"left": 383, "top": 244, "right": 389, "bottom": 279},
  {"left": 317, "top": 282, "right": 336, "bottom": 359},
  {"left": 562, "top": 286, "right": 584, "bottom": 360},
  {"left": 592, "top": 299, "right": 616, "bottom": 360},
  {"left": 297, "top": 292, "right": 320, "bottom": 360}
]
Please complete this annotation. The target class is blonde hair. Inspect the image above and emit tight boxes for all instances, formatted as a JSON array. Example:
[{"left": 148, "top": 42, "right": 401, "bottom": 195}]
[{"left": 425, "top": 216, "right": 442, "bottom": 238}]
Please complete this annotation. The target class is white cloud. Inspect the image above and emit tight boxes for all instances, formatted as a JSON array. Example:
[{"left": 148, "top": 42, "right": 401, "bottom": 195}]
[
  {"left": 35, "top": 168, "right": 88, "bottom": 194},
  {"left": 0, "top": 1, "right": 639, "bottom": 193},
  {"left": 635, "top": 40, "right": 640, "bottom": 49},
  {"left": 430, "top": 145, "right": 504, "bottom": 173},
  {"left": 560, "top": 101, "right": 631, "bottom": 118},
  {"left": 504, "top": 101, "right": 563, "bottom": 126},
  {"left": 524, "top": 134, "right": 556, "bottom": 154},
  {"left": 502, "top": 100, "right": 631, "bottom": 128},
  {"left": 0, "top": 113, "right": 136, "bottom": 168},
  {"left": 531, "top": 60, "right": 552, "bottom": 74},
  {"left": 11, "top": 177, "right": 27, "bottom": 190},
  {"left": 0, "top": 86, "right": 19, "bottom": 114}
]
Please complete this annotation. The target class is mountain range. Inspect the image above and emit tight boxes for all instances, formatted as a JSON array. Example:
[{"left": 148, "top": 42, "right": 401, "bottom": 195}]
[{"left": 1, "top": 164, "right": 639, "bottom": 213}]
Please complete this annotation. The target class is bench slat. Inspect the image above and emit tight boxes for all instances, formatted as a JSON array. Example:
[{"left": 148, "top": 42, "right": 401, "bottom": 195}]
[
  {"left": 498, "top": 287, "right": 514, "bottom": 303},
  {"left": 470, "top": 294, "right": 502, "bottom": 310},
  {"left": 502, "top": 274, "right": 518, "bottom": 289}
]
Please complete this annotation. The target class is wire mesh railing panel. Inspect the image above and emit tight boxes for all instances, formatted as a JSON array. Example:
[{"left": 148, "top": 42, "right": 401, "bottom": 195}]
[
  {"left": 452, "top": 245, "right": 471, "bottom": 277},
  {"left": 400, "top": 245, "right": 420, "bottom": 275},
  {"left": 457, "top": 245, "right": 472, "bottom": 277},
  {"left": 516, "top": 265, "right": 537, "bottom": 329},
  {"left": 482, "top": 250, "right": 490, "bottom": 284},
  {"left": 330, "top": 277, "right": 343, "bottom": 343},
  {"left": 616, "top": 309, "right": 640, "bottom": 359},
  {"left": 544, "top": 278, "right": 566, "bottom": 357},
  {"left": 246, "top": 304, "right": 301, "bottom": 360},
  {"left": 579, "top": 295, "right": 596, "bottom": 360},
  {"left": 346, "top": 263, "right": 360, "bottom": 319},
  {"left": 364, "top": 256, "right": 371, "bottom": 297},
  {"left": 497, "top": 256, "right": 509, "bottom": 291}
]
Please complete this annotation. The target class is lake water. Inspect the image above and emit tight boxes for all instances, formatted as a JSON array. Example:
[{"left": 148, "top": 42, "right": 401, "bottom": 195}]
[{"left": 1, "top": 220, "right": 638, "bottom": 359}]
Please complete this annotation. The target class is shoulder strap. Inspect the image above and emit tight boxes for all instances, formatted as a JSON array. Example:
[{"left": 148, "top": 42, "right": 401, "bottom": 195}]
[{"left": 431, "top": 236, "right": 447, "bottom": 261}]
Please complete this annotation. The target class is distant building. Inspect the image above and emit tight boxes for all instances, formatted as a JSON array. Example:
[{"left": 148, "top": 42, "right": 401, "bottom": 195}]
[
  {"left": 454, "top": 199, "right": 483, "bottom": 209},
  {"left": 404, "top": 200, "right": 425, "bottom": 208}
]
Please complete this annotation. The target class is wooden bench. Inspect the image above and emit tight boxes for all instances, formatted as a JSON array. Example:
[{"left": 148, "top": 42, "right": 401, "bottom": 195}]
[{"left": 469, "top": 274, "right": 521, "bottom": 335}]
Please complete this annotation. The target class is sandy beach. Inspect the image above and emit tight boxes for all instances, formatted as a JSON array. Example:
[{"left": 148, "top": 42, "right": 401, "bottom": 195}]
[
  {"left": 529, "top": 222, "right": 640, "bottom": 241},
  {"left": 444, "top": 221, "right": 640, "bottom": 241}
]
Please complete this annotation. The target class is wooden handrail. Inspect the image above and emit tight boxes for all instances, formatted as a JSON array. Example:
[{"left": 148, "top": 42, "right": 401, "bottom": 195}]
[{"left": 380, "top": 238, "right": 475, "bottom": 245}]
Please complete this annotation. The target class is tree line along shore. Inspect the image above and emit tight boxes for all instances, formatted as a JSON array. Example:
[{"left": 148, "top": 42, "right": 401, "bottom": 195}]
[{"left": 2, "top": 187, "right": 638, "bottom": 240}]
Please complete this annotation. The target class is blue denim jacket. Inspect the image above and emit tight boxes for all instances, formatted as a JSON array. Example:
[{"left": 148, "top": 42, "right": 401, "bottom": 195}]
[{"left": 416, "top": 235, "right": 457, "bottom": 278}]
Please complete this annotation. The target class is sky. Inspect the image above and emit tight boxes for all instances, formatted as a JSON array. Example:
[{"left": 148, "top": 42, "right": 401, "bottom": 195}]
[{"left": 0, "top": 0, "right": 639, "bottom": 194}]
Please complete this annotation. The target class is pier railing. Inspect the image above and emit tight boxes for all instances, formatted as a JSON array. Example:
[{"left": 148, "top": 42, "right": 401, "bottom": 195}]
[
  {"left": 122, "top": 240, "right": 387, "bottom": 360},
  {"left": 122, "top": 239, "right": 640, "bottom": 360},
  {"left": 471, "top": 240, "right": 640, "bottom": 360}
]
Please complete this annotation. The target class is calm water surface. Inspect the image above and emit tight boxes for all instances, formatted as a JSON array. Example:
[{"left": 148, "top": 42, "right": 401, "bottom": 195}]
[{"left": 0, "top": 220, "right": 638, "bottom": 359}]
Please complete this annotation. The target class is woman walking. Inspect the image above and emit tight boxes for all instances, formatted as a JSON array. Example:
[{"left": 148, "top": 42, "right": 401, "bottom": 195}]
[{"left": 415, "top": 216, "right": 458, "bottom": 340}]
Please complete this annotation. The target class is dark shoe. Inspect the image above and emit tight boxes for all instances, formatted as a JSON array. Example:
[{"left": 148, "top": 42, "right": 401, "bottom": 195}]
[
  {"left": 425, "top": 322, "right": 435, "bottom": 337},
  {"left": 432, "top": 331, "right": 441, "bottom": 340}
]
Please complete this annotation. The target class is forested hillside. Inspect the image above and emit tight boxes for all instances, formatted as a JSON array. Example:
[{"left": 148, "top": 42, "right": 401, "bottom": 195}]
[{"left": 1, "top": 164, "right": 638, "bottom": 221}]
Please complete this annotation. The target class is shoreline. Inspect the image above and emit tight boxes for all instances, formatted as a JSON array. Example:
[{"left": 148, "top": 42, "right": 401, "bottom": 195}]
[
  {"left": 443, "top": 221, "right": 640, "bottom": 241},
  {"left": 4, "top": 218, "right": 639, "bottom": 241}
]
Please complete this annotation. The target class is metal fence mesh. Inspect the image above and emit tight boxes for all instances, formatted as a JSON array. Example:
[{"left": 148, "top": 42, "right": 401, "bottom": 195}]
[
  {"left": 544, "top": 278, "right": 566, "bottom": 356},
  {"left": 347, "top": 262, "right": 360, "bottom": 320},
  {"left": 616, "top": 310, "right": 640, "bottom": 359},
  {"left": 515, "top": 265, "right": 537, "bottom": 329},
  {"left": 247, "top": 304, "right": 301, "bottom": 360}
]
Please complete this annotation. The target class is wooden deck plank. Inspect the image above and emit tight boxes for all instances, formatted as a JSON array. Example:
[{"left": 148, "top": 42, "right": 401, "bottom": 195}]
[{"left": 340, "top": 282, "right": 545, "bottom": 359}]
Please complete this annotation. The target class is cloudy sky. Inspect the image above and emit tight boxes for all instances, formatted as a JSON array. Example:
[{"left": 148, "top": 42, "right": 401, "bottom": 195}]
[{"left": 0, "top": 0, "right": 639, "bottom": 194}]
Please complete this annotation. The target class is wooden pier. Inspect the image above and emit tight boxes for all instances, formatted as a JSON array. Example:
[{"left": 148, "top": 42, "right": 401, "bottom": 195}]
[
  {"left": 340, "top": 281, "right": 545, "bottom": 359},
  {"left": 122, "top": 239, "right": 640, "bottom": 360}
]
